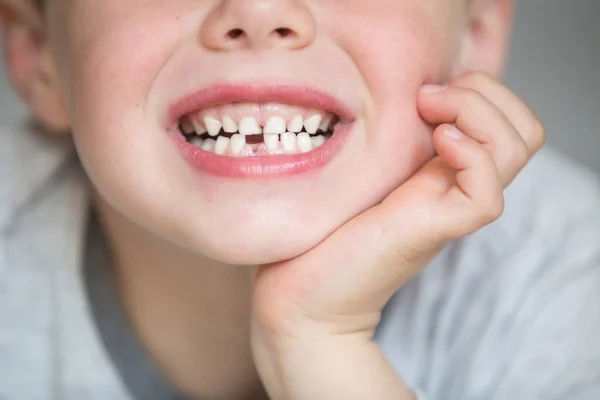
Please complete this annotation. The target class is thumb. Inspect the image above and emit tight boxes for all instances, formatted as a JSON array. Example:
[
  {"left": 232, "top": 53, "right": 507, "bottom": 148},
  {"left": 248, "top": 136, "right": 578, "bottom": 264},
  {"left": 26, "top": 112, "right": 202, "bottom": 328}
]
[{"left": 257, "top": 193, "right": 445, "bottom": 325}]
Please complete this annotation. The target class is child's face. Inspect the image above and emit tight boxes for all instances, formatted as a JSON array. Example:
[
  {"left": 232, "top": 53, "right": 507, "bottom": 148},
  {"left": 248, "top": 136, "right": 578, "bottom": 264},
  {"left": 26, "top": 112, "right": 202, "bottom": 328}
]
[{"left": 35, "top": 0, "right": 504, "bottom": 264}]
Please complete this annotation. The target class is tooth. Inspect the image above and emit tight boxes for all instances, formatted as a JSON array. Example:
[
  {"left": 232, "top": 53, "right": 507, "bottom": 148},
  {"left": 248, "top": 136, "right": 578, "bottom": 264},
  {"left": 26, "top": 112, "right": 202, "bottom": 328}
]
[
  {"left": 319, "top": 114, "right": 333, "bottom": 132},
  {"left": 203, "top": 116, "right": 222, "bottom": 137},
  {"left": 281, "top": 132, "right": 297, "bottom": 153},
  {"left": 193, "top": 121, "right": 207, "bottom": 135},
  {"left": 263, "top": 116, "right": 286, "bottom": 134},
  {"left": 214, "top": 136, "right": 230, "bottom": 155},
  {"left": 264, "top": 133, "right": 280, "bottom": 152},
  {"left": 304, "top": 115, "right": 322, "bottom": 134},
  {"left": 311, "top": 135, "right": 326, "bottom": 148},
  {"left": 181, "top": 121, "right": 195, "bottom": 134},
  {"left": 288, "top": 115, "right": 303, "bottom": 133},
  {"left": 297, "top": 132, "right": 313, "bottom": 153},
  {"left": 238, "top": 116, "right": 262, "bottom": 135},
  {"left": 222, "top": 115, "right": 238, "bottom": 133},
  {"left": 190, "top": 137, "right": 204, "bottom": 149},
  {"left": 230, "top": 134, "right": 246, "bottom": 156},
  {"left": 201, "top": 138, "right": 216, "bottom": 151}
]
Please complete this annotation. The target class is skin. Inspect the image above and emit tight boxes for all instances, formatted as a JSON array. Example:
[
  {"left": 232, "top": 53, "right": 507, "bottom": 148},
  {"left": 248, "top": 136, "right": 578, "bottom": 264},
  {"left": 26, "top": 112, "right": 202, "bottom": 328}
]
[{"left": 0, "top": 0, "right": 544, "bottom": 399}]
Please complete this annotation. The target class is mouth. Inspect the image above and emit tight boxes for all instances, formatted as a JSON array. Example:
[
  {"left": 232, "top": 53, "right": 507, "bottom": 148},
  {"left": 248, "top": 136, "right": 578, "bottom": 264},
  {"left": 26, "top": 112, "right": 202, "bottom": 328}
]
[
  {"left": 167, "top": 84, "right": 356, "bottom": 178},
  {"left": 179, "top": 106, "right": 338, "bottom": 156}
]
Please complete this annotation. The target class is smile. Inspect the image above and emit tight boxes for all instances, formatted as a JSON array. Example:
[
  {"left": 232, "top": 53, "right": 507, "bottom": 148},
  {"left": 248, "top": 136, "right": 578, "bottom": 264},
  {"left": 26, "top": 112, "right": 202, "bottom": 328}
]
[
  {"left": 179, "top": 105, "right": 338, "bottom": 156},
  {"left": 168, "top": 84, "right": 356, "bottom": 178}
]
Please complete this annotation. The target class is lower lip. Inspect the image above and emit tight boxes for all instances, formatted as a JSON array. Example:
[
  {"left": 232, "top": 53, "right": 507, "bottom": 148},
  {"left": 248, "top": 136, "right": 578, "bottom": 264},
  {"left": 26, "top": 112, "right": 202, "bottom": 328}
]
[{"left": 171, "top": 124, "right": 353, "bottom": 178}]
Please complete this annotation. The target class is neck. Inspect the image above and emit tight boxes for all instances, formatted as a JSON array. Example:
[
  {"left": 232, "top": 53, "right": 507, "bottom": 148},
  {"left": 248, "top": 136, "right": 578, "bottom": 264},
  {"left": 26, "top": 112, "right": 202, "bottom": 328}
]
[{"left": 95, "top": 196, "right": 268, "bottom": 400}]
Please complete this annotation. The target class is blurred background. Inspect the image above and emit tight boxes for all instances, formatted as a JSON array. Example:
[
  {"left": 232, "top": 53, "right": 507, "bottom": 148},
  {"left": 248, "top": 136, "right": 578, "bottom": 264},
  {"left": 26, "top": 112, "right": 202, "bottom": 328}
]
[{"left": 0, "top": 0, "right": 598, "bottom": 173}]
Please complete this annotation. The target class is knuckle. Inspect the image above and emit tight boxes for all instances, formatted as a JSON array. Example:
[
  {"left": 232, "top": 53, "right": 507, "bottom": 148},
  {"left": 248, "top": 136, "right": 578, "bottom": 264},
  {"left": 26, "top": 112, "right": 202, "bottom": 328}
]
[
  {"left": 460, "top": 87, "right": 487, "bottom": 109},
  {"left": 528, "top": 117, "right": 546, "bottom": 150},
  {"left": 481, "top": 194, "right": 505, "bottom": 223},
  {"left": 474, "top": 142, "right": 493, "bottom": 164},
  {"left": 512, "top": 142, "right": 530, "bottom": 166}
]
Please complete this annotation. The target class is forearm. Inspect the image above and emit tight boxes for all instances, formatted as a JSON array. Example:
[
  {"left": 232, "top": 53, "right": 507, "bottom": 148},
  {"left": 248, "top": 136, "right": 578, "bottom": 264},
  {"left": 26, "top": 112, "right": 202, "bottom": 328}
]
[{"left": 256, "top": 333, "right": 415, "bottom": 400}]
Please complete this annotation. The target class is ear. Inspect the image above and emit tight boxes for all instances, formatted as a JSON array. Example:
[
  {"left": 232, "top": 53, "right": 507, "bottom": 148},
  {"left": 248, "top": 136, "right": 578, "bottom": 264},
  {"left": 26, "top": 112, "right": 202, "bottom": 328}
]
[
  {"left": 0, "top": 0, "right": 70, "bottom": 134},
  {"left": 455, "top": 0, "right": 517, "bottom": 78}
]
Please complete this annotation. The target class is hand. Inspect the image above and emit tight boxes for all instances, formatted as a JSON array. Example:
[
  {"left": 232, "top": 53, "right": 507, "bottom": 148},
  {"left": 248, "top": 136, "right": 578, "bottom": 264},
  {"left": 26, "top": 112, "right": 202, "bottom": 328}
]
[{"left": 250, "top": 71, "right": 545, "bottom": 400}]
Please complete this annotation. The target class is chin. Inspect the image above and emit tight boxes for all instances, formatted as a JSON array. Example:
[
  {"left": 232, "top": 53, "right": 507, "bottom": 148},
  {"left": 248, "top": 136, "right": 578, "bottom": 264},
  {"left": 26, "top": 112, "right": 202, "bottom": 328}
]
[{"left": 174, "top": 205, "right": 344, "bottom": 266}]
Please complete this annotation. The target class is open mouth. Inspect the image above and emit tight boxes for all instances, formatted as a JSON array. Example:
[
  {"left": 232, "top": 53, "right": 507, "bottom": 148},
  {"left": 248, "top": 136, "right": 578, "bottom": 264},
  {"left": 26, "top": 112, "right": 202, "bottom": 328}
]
[
  {"left": 167, "top": 84, "right": 356, "bottom": 177},
  {"left": 178, "top": 104, "right": 339, "bottom": 157}
]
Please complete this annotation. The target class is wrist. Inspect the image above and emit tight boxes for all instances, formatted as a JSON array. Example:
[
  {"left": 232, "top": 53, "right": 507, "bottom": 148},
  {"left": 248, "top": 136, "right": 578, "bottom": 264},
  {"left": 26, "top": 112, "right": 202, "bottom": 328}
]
[{"left": 252, "top": 329, "right": 413, "bottom": 400}]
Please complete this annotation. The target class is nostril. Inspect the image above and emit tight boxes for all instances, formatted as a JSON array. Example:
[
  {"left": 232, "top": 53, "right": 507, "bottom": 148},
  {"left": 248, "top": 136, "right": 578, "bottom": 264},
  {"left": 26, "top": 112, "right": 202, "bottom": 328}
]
[
  {"left": 274, "top": 27, "right": 294, "bottom": 38},
  {"left": 227, "top": 28, "right": 245, "bottom": 40}
]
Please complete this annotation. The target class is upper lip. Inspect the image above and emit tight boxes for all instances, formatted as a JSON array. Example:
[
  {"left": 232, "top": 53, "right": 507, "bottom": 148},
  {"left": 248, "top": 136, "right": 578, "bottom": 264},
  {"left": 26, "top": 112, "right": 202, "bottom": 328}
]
[{"left": 166, "top": 83, "right": 357, "bottom": 129}]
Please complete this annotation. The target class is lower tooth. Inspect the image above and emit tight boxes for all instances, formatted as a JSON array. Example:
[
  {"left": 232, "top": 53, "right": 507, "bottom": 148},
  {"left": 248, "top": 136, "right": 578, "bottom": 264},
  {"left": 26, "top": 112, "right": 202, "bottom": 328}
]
[
  {"left": 230, "top": 134, "right": 246, "bottom": 156},
  {"left": 190, "top": 137, "right": 204, "bottom": 149},
  {"left": 201, "top": 138, "right": 216, "bottom": 151},
  {"left": 264, "top": 133, "right": 280, "bottom": 152},
  {"left": 214, "top": 136, "right": 230, "bottom": 155},
  {"left": 297, "top": 132, "right": 313, "bottom": 153},
  {"left": 281, "top": 132, "right": 297, "bottom": 153},
  {"left": 311, "top": 135, "right": 326, "bottom": 148}
]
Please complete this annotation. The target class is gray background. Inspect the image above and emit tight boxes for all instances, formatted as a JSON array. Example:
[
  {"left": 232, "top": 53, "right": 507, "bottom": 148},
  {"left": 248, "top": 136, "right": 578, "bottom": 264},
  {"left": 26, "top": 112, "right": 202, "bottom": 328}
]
[{"left": 0, "top": 0, "right": 598, "bottom": 173}]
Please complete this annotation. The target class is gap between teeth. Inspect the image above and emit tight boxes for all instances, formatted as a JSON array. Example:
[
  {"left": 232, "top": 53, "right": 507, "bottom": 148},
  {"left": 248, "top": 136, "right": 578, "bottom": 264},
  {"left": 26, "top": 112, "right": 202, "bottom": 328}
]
[
  {"left": 180, "top": 112, "right": 337, "bottom": 156},
  {"left": 188, "top": 131, "right": 331, "bottom": 156}
]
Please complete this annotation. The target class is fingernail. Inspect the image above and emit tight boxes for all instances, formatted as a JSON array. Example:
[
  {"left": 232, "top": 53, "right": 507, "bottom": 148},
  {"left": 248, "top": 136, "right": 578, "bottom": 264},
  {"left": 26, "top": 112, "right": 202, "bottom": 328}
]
[
  {"left": 420, "top": 84, "right": 445, "bottom": 93},
  {"left": 444, "top": 124, "right": 467, "bottom": 140}
]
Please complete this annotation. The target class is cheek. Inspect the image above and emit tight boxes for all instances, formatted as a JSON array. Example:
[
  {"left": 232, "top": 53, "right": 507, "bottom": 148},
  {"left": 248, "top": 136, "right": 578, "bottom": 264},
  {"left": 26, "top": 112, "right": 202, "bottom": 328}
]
[
  {"left": 54, "top": 1, "right": 186, "bottom": 136},
  {"left": 46, "top": 1, "right": 193, "bottom": 220},
  {"left": 325, "top": 3, "right": 455, "bottom": 188},
  {"left": 326, "top": 2, "right": 455, "bottom": 96}
]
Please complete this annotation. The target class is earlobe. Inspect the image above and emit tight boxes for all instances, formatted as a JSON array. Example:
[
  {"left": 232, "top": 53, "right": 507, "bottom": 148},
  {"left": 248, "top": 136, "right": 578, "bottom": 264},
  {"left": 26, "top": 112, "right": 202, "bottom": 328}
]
[
  {"left": 455, "top": 0, "right": 516, "bottom": 78},
  {"left": 1, "top": 2, "right": 70, "bottom": 133},
  {"left": 27, "top": 48, "right": 71, "bottom": 132}
]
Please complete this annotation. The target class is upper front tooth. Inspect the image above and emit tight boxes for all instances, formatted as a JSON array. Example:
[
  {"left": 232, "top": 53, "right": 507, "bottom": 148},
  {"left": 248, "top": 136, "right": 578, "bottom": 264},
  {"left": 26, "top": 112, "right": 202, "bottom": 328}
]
[
  {"left": 319, "top": 114, "right": 333, "bottom": 131},
  {"left": 222, "top": 115, "right": 238, "bottom": 133},
  {"left": 193, "top": 121, "right": 207, "bottom": 135},
  {"left": 203, "top": 116, "right": 222, "bottom": 137},
  {"left": 230, "top": 134, "right": 246, "bottom": 156},
  {"left": 263, "top": 116, "right": 286, "bottom": 134},
  {"left": 297, "top": 132, "right": 313, "bottom": 153},
  {"left": 214, "top": 136, "right": 230, "bottom": 155},
  {"left": 239, "top": 116, "right": 262, "bottom": 135},
  {"left": 281, "top": 132, "right": 297, "bottom": 153},
  {"left": 288, "top": 115, "right": 304, "bottom": 133},
  {"left": 304, "top": 115, "right": 322, "bottom": 134}
]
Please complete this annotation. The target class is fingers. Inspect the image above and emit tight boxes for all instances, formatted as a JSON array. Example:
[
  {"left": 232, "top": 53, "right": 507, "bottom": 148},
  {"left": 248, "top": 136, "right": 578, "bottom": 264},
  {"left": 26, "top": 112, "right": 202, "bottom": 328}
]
[
  {"left": 451, "top": 71, "right": 546, "bottom": 154},
  {"left": 418, "top": 71, "right": 546, "bottom": 187},
  {"left": 431, "top": 124, "right": 504, "bottom": 237}
]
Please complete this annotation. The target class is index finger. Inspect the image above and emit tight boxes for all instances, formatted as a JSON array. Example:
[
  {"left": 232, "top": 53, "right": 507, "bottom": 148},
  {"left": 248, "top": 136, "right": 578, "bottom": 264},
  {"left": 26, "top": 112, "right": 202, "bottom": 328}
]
[{"left": 450, "top": 71, "right": 546, "bottom": 155}]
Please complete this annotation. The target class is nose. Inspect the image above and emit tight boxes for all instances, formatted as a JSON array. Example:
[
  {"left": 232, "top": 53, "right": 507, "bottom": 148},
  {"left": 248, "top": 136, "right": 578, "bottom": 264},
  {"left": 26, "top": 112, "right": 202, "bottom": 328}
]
[{"left": 200, "top": 0, "right": 316, "bottom": 51}]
